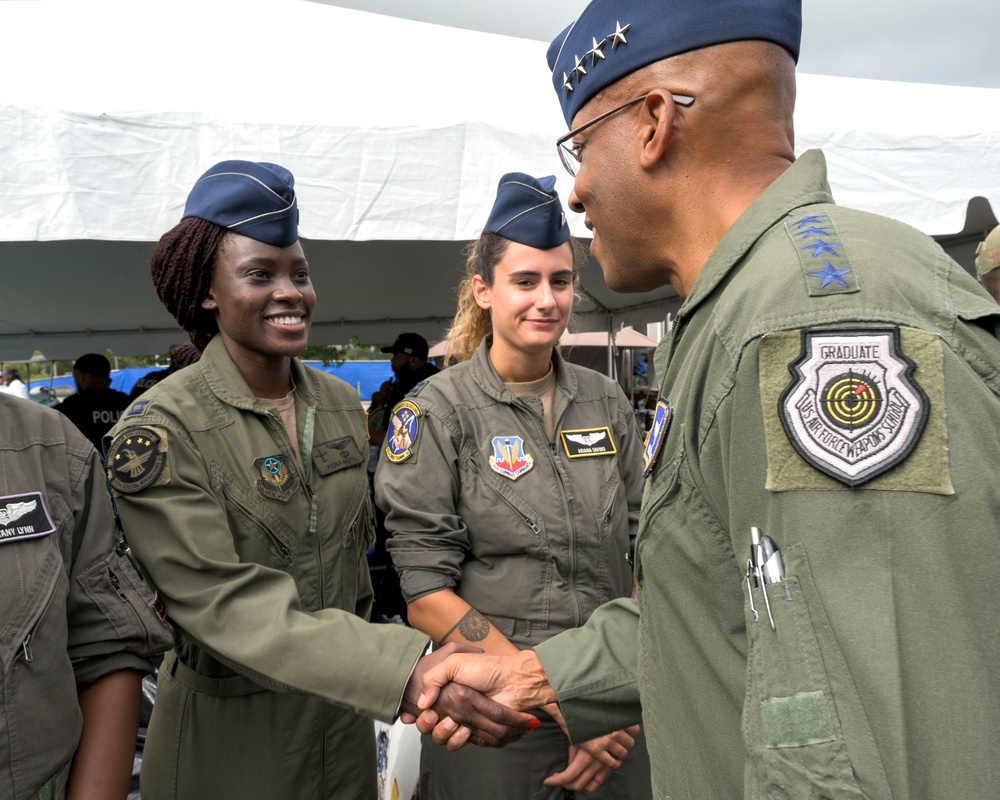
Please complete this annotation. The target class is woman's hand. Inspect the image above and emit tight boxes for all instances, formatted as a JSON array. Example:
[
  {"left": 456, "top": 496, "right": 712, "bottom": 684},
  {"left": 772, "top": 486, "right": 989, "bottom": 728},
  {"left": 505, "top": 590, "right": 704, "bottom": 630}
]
[{"left": 543, "top": 726, "right": 640, "bottom": 792}]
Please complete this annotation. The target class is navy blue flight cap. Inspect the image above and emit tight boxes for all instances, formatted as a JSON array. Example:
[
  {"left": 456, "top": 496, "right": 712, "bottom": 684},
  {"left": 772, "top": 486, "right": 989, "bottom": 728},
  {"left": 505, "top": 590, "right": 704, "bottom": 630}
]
[
  {"left": 182, "top": 160, "right": 299, "bottom": 248},
  {"left": 547, "top": 0, "right": 802, "bottom": 126},
  {"left": 483, "top": 172, "right": 570, "bottom": 250}
]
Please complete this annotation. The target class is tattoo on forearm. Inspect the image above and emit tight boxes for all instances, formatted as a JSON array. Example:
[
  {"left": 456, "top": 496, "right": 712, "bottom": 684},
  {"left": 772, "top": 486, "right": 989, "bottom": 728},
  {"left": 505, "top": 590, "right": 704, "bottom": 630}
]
[{"left": 437, "top": 609, "right": 491, "bottom": 647}]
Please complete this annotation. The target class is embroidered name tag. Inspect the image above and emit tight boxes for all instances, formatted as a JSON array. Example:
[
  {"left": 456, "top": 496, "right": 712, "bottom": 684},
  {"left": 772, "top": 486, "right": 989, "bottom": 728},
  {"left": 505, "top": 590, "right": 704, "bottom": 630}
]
[
  {"left": 779, "top": 328, "right": 929, "bottom": 486},
  {"left": 312, "top": 436, "right": 364, "bottom": 476},
  {"left": 0, "top": 492, "right": 56, "bottom": 543},
  {"left": 560, "top": 426, "right": 617, "bottom": 458}
]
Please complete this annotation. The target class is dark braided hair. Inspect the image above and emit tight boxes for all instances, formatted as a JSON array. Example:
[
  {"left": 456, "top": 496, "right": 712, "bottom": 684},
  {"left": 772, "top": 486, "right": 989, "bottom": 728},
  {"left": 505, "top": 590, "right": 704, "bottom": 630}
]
[{"left": 150, "top": 217, "right": 228, "bottom": 352}]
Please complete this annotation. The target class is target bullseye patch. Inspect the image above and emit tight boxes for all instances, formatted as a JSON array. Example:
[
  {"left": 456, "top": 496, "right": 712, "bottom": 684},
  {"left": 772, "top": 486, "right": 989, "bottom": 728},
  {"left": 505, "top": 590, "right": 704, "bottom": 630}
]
[{"left": 779, "top": 328, "right": 929, "bottom": 486}]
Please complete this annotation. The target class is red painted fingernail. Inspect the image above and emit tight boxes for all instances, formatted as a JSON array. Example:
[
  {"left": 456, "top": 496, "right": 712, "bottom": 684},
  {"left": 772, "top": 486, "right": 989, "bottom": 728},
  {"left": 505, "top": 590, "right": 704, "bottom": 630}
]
[{"left": 528, "top": 718, "right": 541, "bottom": 731}]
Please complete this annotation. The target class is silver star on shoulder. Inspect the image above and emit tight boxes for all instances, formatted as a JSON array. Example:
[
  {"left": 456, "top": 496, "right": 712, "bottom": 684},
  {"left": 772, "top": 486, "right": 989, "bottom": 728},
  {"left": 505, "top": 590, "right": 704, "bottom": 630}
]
[
  {"left": 563, "top": 72, "right": 574, "bottom": 94},
  {"left": 573, "top": 54, "right": 587, "bottom": 79},
  {"left": 610, "top": 21, "right": 631, "bottom": 49},
  {"left": 587, "top": 36, "right": 607, "bottom": 67}
]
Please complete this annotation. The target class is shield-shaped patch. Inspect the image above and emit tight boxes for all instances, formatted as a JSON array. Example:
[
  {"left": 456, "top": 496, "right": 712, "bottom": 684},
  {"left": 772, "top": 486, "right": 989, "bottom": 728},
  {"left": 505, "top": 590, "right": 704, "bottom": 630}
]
[
  {"left": 779, "top": 328, "right": 929, "bottom": 486},
  {"left": 489, "top": 436, "right": 534, "bottom": 480}
]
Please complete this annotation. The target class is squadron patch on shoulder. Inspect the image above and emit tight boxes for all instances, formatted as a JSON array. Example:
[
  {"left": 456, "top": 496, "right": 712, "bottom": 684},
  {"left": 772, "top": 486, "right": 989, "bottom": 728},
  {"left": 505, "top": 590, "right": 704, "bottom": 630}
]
[
  {"left": 779, "top": 328, "right": 929, "bottom": 487},
  {"left": 385, "top": 400, "right": 421, "bottom": 463},
  {"left": 0, "top": 492, "right": 56, "bottom": 544},
  {"left": 312, "top": 436, "right": 364, "bottom": 476},
  {"left": 560, "top": 426, "right": 617, "bottom": 459},
  {"left": 489, "top": 436, "right": 534, "bottom": 480},
  {"left": 643, "top": 400, "right": 673, "bottom": 477},
  {"left": 106, "top": 427, "right": 168, "bottom": 494},
  {"left": 253, "top": 454, "right": 300, "bottom": 503},
  {"left": 785, "top": 212, "right": 859, "bottom": 297}
]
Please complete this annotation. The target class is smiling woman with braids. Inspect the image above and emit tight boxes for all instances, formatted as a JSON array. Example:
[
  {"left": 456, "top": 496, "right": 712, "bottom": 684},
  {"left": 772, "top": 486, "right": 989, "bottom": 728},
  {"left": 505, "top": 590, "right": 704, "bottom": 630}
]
[
  {"left": 103, "top": 161, "right": 535, "bottom": 800},
  {"left": 376, "top": 173, "right": 652, "bottom": 799}
]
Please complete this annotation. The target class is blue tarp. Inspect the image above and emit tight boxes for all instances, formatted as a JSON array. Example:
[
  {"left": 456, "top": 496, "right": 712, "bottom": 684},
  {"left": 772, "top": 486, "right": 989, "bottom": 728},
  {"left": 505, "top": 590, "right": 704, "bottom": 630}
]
[{"left": 41, "top": 362, "right": 394, "bottom": 401}]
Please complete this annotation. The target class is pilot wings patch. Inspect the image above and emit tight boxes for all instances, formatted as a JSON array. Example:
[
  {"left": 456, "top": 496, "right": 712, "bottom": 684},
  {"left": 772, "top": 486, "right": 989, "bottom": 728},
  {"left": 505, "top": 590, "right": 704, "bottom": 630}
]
[{"left": 560, "top": 426, "right": 617, "bottom": 459}]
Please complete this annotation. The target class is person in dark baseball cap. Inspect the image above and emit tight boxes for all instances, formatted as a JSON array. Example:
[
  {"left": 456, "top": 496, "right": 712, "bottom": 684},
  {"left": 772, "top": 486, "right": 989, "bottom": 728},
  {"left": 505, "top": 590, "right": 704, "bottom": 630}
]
[
  {"left": 415, "top": 2, "right": 1000, "bottom": 799},
  {"left": 381, "top": 332, "right": 431, "bottom": 362},
  {"left": 55, "top": 352, "right": 130, "bottom": 448}
]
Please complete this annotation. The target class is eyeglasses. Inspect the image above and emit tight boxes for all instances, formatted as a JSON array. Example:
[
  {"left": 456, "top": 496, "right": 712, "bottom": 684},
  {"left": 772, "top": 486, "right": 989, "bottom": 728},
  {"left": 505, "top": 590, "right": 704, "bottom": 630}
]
[{"left": 556, "top": 92, "right": 695, "bottom": 176}]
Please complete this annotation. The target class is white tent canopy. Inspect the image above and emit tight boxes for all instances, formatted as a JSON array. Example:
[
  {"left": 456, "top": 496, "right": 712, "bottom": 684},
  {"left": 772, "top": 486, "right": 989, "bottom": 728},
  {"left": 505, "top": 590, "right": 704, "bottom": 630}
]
[{"left": 1, "top": 0, "right": 998, "bottom": 360}]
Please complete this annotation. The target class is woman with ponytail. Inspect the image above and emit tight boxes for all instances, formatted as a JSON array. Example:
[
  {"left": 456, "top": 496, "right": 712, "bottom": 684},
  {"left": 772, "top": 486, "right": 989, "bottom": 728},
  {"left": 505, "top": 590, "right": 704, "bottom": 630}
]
[{"left": 377, "top": 173, "right": 652, "bottom": 799}]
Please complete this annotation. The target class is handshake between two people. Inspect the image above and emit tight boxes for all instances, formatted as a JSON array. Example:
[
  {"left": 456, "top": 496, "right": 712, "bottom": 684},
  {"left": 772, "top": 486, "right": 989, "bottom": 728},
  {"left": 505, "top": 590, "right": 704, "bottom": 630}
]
[{"left": 399, "top": 644, "right": 640, "bottom": 791}]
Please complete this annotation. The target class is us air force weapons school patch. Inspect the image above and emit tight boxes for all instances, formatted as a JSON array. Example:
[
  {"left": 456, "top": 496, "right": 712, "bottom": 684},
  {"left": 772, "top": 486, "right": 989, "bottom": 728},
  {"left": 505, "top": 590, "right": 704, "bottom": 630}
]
[
  {"left": 778, "top": 328, "right": 929, "bottom": 487},
  {"left": 0, "top": 492, "right": 56, "bottom": 543},
  {"left": 106, "top": 427, "right": 169, "bottom": 494}
]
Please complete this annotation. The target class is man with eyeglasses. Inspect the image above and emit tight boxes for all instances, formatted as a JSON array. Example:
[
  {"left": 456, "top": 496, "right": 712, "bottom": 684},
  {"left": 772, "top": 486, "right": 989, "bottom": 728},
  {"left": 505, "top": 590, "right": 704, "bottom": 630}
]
[{"left": 413, "top": 1, "right": 1000, "bottom": 799}]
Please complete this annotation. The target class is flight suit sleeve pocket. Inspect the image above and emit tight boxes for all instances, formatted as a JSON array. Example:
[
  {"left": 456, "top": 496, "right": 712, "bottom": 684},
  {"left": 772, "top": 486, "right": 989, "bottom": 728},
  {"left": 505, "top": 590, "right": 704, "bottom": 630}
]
[{"left": 742, "top": 544, "right": 891, "bottom": 800}]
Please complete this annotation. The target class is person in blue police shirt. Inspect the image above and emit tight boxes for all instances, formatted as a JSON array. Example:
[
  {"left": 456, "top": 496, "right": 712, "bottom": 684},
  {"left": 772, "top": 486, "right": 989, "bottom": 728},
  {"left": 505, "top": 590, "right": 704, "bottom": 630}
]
[{"left": 376, "top": 172, "right": 652, "bottom": 798}]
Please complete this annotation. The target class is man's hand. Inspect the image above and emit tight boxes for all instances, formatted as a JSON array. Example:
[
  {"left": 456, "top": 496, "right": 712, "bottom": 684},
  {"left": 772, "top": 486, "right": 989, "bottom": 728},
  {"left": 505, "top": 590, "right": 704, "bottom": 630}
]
[{"left": 400, "top": 644, "right": 538, "bottom": 748}]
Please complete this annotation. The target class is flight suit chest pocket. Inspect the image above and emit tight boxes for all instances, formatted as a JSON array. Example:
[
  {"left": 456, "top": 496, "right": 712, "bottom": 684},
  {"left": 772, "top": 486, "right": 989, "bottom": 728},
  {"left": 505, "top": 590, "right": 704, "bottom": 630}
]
[
  {"left": 211, "top": 464, "right": 297, "bottom": 568},
  {"left": 742, "top": 544, "right": 891, "bottom": 800}
]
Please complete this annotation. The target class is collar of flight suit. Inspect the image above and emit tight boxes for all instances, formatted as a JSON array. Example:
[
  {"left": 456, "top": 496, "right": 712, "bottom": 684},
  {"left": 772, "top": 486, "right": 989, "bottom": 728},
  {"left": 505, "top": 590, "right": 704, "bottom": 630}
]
[{"left": 679, "top": 148, "right": 836, "bottom": 322}]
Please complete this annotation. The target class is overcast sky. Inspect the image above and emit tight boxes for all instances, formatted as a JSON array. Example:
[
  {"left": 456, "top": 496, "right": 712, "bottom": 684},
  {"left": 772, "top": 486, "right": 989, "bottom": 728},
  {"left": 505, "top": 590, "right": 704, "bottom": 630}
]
[{"left": 309, "top": 0, "right": 999, "bottom": 89}]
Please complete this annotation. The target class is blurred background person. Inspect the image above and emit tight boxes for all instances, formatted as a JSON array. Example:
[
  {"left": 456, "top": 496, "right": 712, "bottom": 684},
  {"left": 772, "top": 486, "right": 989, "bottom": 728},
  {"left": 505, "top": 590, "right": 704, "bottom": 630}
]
[
  {"left": 376, "top": 172, "right": 651, "bottom": 799},
  {"left": 128, "top": 341, "right": 203, "bottom": 401},
  {"left": 1, "top": 367, "right": 30, "bottom": 399},
  {"left": 55, "top": 353, "right": 130, "bottom": 449}
]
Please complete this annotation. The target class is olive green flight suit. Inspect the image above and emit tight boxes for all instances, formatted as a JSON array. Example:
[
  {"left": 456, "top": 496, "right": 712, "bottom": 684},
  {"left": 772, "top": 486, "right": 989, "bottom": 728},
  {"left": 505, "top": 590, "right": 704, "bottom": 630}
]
[
  {"left": 105, "top": 337, "right": 429, "bottom": 800},
  {"left": 536, "top": 150, "right": 1000, "bottom": 800},
  {"left": 1, "top": 394, "right": 169, "bottom": 800},
  {"left": 377, "top": 342, "right": 651, "bottom": 799}
]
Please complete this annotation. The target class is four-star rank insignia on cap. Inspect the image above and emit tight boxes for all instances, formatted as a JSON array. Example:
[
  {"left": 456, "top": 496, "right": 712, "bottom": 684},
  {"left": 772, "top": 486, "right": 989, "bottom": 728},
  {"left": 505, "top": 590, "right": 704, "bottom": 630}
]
[
  {"left": 779, "top": 327, "right": 929, "bottom": 487},
  {"left": 385, "top": 400, "right": 421, "bottom": 464},
  {"left": 107, "top": 427, "right": 168, "bottom": 494},
  {"left": 489, "top": 435, "right": 534, "bottom": 480},
  {"left": 253, "top": 454, "right": 300, "bottom": 503}
]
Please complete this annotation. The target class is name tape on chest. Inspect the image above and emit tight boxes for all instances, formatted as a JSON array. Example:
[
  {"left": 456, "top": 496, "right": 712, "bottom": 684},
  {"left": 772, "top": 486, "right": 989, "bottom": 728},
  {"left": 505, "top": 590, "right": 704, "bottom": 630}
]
[
  {"left": 106, "top": 427, "right": 169, "bottom": 494},
  {"left": 559, "top": 426, "right": 617, "bottom": 458},
  {"left": 312, "top": 436, "right": 364, "bottom": 476},
  {"left": 779, "top": 328, "right": 929, "bottom": 486},
  {"left": 0, "top": 492, "right": 56, "bottom": 543},
  {"left": 385, "top": 400, "right": 421, "bottom": 463}
]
